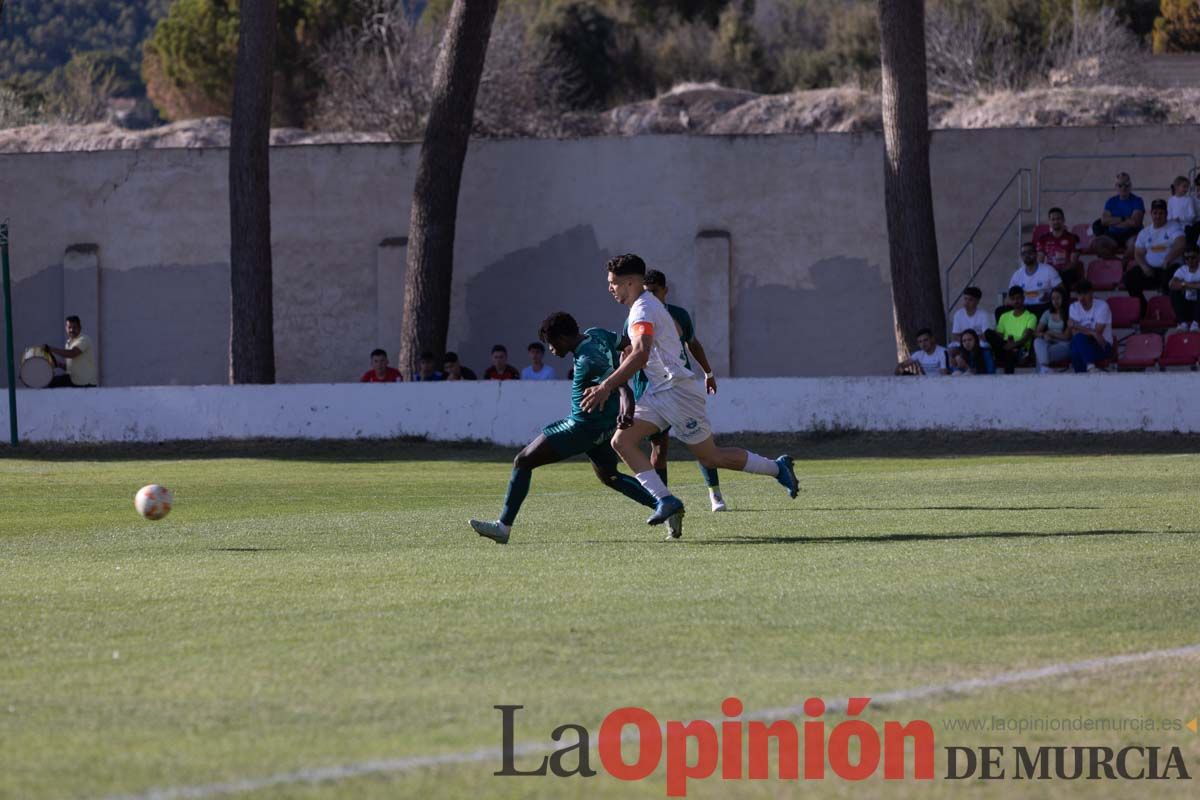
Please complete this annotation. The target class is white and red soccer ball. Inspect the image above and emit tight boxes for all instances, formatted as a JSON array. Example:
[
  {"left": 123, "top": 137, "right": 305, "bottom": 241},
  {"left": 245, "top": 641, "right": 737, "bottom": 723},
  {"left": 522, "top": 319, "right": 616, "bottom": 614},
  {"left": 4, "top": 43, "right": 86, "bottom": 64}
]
[{"left": 134, "top": 484, "right": 173, "bottom": 520}]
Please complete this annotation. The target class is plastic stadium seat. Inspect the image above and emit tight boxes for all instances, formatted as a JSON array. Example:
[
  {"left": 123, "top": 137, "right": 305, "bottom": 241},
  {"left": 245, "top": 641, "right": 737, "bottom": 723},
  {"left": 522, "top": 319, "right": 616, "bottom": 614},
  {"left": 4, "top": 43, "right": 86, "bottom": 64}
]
[
  {"left": 1030, "top": 223, "right": 1051, "bottom": 243},
  {"left": 1071, "top": 223, "right": 1094, "bottom": 250},
  {"left": 1086, "top": 259, "right": 1124, "bottom": 291},
  {"left": 1141, "top": 294, "right": 1177, "bottom": 331},
  {"left": 1159, "top": 333, "right": 1200, "bottom": 369},
  {"left": 1106, "top": 295, "right": 1142, "bottom": 330},
  {"left": 1117, "top": 333, "right": 1163, "bottom": 370}
]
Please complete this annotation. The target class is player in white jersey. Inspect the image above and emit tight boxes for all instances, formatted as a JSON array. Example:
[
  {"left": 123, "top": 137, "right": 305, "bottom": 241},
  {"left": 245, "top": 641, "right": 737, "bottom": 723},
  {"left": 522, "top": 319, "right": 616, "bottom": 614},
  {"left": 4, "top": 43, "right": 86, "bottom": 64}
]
[{"left": 581, "top": 254, "right": 798, "bottom": 539}]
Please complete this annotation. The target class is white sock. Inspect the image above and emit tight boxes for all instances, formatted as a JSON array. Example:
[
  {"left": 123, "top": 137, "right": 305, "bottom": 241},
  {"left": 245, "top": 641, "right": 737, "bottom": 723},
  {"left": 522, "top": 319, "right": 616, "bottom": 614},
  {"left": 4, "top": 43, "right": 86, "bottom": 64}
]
[
  {"left": 743, "top": 452, "right": 780, "bottom": 476},
  {"left": 709, "top": 487, "right": 723, "bottom": 499},
  {"left": 636, "top": 470, "right": 672, "bottom": 501}
]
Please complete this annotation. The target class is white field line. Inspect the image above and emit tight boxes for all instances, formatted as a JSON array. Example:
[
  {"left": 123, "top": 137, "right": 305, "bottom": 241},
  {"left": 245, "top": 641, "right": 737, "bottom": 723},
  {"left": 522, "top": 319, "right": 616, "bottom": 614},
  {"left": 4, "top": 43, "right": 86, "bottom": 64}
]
[{"left": 103, "top": 642, "right": 1200, "bottom": 800}]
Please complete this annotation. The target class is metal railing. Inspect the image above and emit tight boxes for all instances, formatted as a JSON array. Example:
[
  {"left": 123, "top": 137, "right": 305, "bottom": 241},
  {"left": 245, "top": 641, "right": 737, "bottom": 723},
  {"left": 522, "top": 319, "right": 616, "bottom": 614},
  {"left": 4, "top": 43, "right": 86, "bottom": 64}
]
[
  {"left": 1036, "top": 152, "right": 1198, "bottom": 221},
  {"left": 943, "top": 168, "right": 1032, "bottom": 319}
]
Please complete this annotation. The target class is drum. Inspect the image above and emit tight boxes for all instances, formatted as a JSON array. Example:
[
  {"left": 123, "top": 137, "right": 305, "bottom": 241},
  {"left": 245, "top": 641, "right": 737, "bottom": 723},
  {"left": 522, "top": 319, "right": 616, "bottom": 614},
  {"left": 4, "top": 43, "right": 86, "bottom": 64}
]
[{"left": 19, "top": 346, "right": 54, "bottom": 389}]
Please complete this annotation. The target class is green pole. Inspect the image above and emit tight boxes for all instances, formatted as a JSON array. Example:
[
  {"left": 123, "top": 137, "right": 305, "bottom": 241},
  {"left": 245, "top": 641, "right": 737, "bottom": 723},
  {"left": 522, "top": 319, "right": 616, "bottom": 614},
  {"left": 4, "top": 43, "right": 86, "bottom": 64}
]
[{"left": 1, "top": 221, "right": 17, "bottom": 446}]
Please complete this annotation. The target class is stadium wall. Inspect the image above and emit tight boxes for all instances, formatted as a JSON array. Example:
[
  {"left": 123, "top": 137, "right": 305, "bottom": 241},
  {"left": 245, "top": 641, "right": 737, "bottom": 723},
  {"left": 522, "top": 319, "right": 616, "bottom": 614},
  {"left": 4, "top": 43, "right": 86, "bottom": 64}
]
[
  {"left": 1, "top": 126, "right": 1196, "bottom": 387},
  {"left": 4, "top": 375, "right": 1196, "bottom": 445}
]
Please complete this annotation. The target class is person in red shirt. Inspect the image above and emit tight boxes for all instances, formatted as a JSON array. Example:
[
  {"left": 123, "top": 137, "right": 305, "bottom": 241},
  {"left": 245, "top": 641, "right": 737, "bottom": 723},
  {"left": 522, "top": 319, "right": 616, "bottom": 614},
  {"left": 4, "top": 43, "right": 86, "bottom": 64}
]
[
  {"left": 1035, "top": 207, "right": 1083, "bottom": 290},
  {"left": 483, "top": 344, "right": 520, "bottom": 380},
  {"left": 360, "top": 348, "right": 403, "bottom": 382}
]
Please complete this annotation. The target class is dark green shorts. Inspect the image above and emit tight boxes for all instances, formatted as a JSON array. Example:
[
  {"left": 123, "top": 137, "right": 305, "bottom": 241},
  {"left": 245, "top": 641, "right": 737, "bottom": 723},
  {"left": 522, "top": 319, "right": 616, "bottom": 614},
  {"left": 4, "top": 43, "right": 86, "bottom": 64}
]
[{"left": 542, "top": 418, "right": 619, "bottom": 470}]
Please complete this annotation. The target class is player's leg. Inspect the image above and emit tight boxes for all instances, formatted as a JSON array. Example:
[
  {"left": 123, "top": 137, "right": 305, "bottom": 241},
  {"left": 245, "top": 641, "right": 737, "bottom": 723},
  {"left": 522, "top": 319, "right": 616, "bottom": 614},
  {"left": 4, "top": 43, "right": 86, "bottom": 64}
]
[
  {"left": 588, "top": 438, "right": 683, "bottom": 540},
  {"left": 468, "top": 433, "right": 564, "bottom": 544},
  {"left": 648, "top": 429, "right": 670, "bottom": 485},
  {"left": 611, "top": 416, "right": 684, "bottom": 526},
  {"left": 686, "top": 436, "right": 798, "bottom": 498},
  {"left": 701, "top": 462, "right": 726, "bottom": 511}
]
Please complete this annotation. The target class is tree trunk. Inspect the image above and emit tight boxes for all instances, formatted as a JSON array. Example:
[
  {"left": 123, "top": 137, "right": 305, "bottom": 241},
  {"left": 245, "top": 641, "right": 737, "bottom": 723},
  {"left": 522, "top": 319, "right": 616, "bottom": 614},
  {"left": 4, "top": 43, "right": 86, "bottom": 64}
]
[
  {"left": 229, "top": 0, "right": 278, "bottom": 384},
  {"left": 399, "top": 0, "right": 500, "bottom": 376},
  {"left": 878, "top": 0, "right": 944, "bottom": 360}
]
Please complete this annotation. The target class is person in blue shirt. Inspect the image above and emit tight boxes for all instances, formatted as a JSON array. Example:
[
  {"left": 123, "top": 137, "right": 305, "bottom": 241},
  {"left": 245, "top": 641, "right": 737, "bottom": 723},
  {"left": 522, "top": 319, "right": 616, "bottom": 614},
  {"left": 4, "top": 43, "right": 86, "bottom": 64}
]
[{"left": 1091, "top": 171, "right": 1145, "bottom": 255}]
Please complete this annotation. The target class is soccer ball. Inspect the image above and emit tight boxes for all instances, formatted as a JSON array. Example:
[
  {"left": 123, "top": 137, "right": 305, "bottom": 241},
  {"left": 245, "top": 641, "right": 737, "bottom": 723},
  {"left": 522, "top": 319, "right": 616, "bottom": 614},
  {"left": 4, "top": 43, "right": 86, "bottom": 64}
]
[{"left": 135, "top": 484, "right": 173, "bottom": 520}]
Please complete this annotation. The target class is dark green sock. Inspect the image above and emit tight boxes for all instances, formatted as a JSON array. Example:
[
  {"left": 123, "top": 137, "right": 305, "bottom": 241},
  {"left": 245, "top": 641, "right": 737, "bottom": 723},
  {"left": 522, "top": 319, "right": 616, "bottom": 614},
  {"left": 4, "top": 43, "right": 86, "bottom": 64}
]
[
  {"left": 500, "top": 467, "right": 532, "bottom": 525},
  {"left": 608, "top": 473, "right": 657, "bottom": 508},
  {"left": 655, "top": 467, "right": 668, "bottom": 485},
  {"left": 699, "top": 464, "right": 720, "bottom": 488}
]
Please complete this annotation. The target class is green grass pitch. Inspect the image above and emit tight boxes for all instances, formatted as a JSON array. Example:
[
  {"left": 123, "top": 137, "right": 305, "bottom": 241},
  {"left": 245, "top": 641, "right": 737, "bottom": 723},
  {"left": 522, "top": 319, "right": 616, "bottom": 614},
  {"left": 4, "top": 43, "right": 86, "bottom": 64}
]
[{"left": 2, "top": 436, "right": 1199, "bottom": 799}]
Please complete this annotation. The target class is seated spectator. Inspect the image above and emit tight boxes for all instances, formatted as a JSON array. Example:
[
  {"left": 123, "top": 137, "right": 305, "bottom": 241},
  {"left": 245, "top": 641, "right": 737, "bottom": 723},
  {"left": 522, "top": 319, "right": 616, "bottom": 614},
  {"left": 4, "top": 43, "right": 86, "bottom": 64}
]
[
  {"left": 1091, "top": 172, "right": 1144, "bottom": 256},
  {"left": 360, "top": 348, "right": 403, "bottom": 382},
  {"left": 1168, "top": 175, "right": 1197, "bottom": 248},
  {"left": 1068, "top": 280, "right": 1113, "bottom": 373},
  {"left": 1005, "top": 241, "right": 1061, "bottom": 321},
  {"left": 894, "top": 328, "right": 949, "bottom": 376},
  {"left": 44, "top": 315, "right": 98, "bottom": 388},
  {"left": 949, "top": 328, "right": 993, "bottom": 375},
  {"left": 1169, "top": 246, "right": 1200, "bottom": 332},
  {"left": 483, "top": 344, "right": 520, "bottom": 380},
  {"left": 1128, "top": 198, "right": 1185, "bottom": 315},
  {"left": 411, "top": 351, "right": 445, "bottom": 382},
  {"left": 987, "top": 287, "right": 1038, "bottom": 374},
  {"left": 521, "top": 342, "right": 557, "bottom": 380},
  {"left": 1034, "top": 207, "right": 1083, "bottom": 289},
  {"left": 1033, "top": 285, "right": 1072, "bottom": 374},
  {"left": 949, "top": 287, "right": 995, "bottom": 356},
  {"left": 443, "top": 351, "right": 477, "bottom": 380}
]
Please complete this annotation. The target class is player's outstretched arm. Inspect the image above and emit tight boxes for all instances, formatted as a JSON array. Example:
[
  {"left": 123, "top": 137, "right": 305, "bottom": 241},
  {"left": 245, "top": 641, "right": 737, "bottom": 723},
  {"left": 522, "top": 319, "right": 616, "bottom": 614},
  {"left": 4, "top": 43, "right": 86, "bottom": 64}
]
[{"left": 688, "top": 337, "right": 717, "bottom": 394}]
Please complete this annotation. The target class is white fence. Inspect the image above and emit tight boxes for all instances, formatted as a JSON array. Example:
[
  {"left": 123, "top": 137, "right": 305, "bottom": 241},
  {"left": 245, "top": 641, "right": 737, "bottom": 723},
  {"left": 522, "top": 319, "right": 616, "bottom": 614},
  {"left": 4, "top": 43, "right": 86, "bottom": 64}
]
[{"left": 2, "top": 375, "right": 1197, "bottom": 446}]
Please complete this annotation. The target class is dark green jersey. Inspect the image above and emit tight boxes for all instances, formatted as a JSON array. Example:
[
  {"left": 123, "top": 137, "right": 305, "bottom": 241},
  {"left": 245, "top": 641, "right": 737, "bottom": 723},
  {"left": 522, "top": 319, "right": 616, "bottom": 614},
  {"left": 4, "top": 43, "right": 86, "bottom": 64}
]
[
  {"left": 569, "top": 328, "right": 623, "bottom": 427},
  {"left": 623, "top": 304, "right": 694, "bottom": 401}
]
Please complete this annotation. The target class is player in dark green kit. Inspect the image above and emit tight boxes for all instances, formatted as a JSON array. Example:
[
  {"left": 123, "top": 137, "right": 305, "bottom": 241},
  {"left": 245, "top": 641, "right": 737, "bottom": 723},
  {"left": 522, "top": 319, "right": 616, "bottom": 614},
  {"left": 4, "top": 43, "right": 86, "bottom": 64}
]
[
  {"left": 621, "top": 269, "right": 728, "bottom": 512},
  {"left": 468, "top": 311, "right": 676, "bottom": 544}
]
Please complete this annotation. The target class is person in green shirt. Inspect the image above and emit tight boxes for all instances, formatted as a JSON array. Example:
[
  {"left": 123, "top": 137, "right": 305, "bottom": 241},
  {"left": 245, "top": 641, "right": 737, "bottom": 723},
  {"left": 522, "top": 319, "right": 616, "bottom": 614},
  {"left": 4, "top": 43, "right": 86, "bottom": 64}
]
[
  {"left": 986, "top": 286, "right": 1038, "bottom": 374},
  {"left": 468, "top": 312, "right": 664, "bottom": 545}
]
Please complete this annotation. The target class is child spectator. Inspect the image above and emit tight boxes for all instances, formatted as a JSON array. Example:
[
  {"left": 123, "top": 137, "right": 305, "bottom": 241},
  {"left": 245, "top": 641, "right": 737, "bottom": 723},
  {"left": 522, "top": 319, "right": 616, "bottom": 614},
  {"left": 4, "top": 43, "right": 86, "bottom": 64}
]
[
  {"left": 949, "top": 287, "right": 995, "bottom": 357},
  {"left": 443, "top": 352, "right": 477, "bottom": 380},
  {"left": 1033, "top": 285, "right": 1072, "bottom": 374},
  {"left": 1169, "top": 246, "right": 1200, "bottom": 332},
  {"left": 949, "top": 329, "right": 993, "bottom": 375},
  {"left": 360, "top": 348, "right": 403, "bottom": 382},
  {"left": 411, "top": 351, "right": 445, "bottom": 382},
  {"left": 987, "top": 286, "right": 1038, "bottom": 374},
  {"left": 521, "top": 342, "right": 557, "bottom": 380},
  {"left": 483, "top": 345, "right": 520, "bottom": 380}
]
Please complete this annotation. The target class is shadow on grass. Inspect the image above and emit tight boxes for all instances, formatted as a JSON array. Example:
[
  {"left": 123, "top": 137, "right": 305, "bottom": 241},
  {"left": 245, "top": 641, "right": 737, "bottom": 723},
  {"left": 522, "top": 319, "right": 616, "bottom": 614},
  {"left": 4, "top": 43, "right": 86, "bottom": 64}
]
[
  {"left": 209, "top": 547, "right": 285, "bottom": 553},
  {"left": 3, "top": 431, "right": 1200, "bottom": 464},
  {"left": 674, "top": 529, "right": 1194, "bottom": 546}
]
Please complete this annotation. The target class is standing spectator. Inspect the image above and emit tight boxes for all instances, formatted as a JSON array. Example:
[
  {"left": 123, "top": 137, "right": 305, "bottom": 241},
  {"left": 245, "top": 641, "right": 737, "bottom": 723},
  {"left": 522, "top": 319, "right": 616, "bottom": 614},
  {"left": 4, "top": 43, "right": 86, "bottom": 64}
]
[
  {"left": 987, "top": 286, "right": 1038, "bottom": 374},
  {"left": 360, "top": 348, "right": 403, "bottom": 382},
  {"left": 1034, "top": 207, "right": 1083, "bottom": 289},
  {"left": 949, "top": 329, "right": 993, "bottom": 375},
  {"left": 949, "top": 287, "right": 995, "bottom": 357},
  {"left": 1128, "top": 198, "right": 1185, "bottom": 314},
  {"left": 1167, "top": 175, "right": 1197, "bottom": 247},
  {"left": 483, "top": 344, "right": 520, "bottom": 380},
  {"left": 411, "top": 351, "right": 445, "bottom": 382},
  {"left": 521, "top": 342, "right": 557, "bottom": 380},
  {"left": 894, "top": 328, "right": 949, "bottom": 376},
  {"left": 1068, "top": 280, "right": 1113, "bottom": 373},
  {"left": 1033, "top": 285, "right": 1072, "bottom": 374},
  {"left": 1006, "top": 241, "right": 1061, "bottom": 320},
  {"left": 1091, "top": 172, "right": 1144, "bottom": 256},
  {"left": 1168, "top": 246, "right": 1200, "bottom": 332},
  {"left": 44, "top": 315, "right": 98, "bottom": 387},
  {"left": 443, "top": 351, "right": 477, "bottom": 380}
]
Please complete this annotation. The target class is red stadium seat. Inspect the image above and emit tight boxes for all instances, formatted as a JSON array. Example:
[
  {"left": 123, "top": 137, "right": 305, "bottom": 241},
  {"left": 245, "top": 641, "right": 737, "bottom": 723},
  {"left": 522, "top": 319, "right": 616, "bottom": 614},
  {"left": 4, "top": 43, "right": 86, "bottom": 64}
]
[
  {"left": 1106, "top": 295, "right": 1141, "bottom": 330},
  {"left": 1117, "top": 333, "right": 1163, "bottom": 370},
  {"left": 1141, "top": 295, "right": 1177, "bottom": 331},
  {"left": 1030, "top": 223, "right": 1051, "bottom": 243},
  {"left": 1071, "top": 223, "right": 1093, "bottom": 251},
  {"left": 1086, "top": 259, "right": 1123, "bottom": 291},
  {"left": 1159, "top": 333, "right": 1200, "bottom": 369}
]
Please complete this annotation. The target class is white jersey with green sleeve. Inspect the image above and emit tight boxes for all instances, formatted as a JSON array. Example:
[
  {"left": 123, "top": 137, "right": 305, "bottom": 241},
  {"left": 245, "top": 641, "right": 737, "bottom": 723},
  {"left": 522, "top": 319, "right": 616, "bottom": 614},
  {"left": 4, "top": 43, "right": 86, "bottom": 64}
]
[{"left": 627, "top": 290, "right": 694, "bottom": 395}]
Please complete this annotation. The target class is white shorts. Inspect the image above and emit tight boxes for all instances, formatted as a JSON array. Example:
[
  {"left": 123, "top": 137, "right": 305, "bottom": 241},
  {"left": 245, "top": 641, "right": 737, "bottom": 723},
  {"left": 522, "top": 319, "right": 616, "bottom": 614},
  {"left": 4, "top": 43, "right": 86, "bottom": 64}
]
[{"left": 634, "top": 379, "right": 712, "bottom": 445}]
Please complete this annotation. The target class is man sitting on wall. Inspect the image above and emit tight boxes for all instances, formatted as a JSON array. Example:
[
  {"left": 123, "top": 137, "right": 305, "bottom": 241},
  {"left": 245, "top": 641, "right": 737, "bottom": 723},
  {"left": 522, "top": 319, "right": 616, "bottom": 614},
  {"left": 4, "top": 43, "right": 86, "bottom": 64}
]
[
  {"left": 44, "top": 315, "right": 98, "bottom": 388},
  {"left": 360, "top": 348, "right": 403, "bottom": 382},
  {"left": 484, "top": 345, "right": 520, "bottom": 380},
  {"left": 443, "top": 352, "right": 477, "bottom": 380},
  {"left": 411, "top": 352, "right": 445, "bottom": 382},
  {"left": 894, "top": 328, "right": 949, "bottom": 376}
]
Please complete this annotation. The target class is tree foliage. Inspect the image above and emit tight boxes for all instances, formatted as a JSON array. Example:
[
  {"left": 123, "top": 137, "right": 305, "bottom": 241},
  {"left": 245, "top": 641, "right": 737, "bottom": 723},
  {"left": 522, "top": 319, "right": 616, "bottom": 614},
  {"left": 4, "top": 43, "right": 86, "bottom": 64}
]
[
  {"left": 1152, "top": 0, "right": 1200, "bottom": 53},
  {"left": 141, "top": 0, "right": 357, "bottom": 125}
]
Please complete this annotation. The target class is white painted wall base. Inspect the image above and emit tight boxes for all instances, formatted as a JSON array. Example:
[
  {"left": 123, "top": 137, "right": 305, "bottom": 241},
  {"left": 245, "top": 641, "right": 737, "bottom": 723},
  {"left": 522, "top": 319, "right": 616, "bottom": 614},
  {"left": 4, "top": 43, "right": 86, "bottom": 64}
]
[{"left": 4, "top": 375, "right": 1199, "bottom": 446}]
